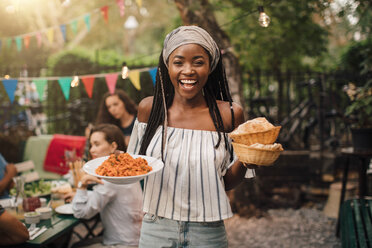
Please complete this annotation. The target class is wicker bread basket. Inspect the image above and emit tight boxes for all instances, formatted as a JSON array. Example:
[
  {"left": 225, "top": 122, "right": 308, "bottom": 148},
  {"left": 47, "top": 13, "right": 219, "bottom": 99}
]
[
  {"left": 229, "top": 126, "right": 281, "bottom": 146},
  {"left": 232, "top": 142, "right": 283, "bottom": 166}
]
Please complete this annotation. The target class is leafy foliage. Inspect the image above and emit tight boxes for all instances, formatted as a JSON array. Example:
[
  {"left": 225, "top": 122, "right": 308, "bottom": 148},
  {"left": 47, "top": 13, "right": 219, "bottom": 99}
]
[{"left": 214, "top": 0, "right": 329, "bottom": 71}]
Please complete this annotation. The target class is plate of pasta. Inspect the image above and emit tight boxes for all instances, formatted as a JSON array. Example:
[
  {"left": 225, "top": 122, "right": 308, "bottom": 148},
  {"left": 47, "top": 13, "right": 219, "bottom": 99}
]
[{"left": 83, "top": 153, "right": 164, "bottom": 185}]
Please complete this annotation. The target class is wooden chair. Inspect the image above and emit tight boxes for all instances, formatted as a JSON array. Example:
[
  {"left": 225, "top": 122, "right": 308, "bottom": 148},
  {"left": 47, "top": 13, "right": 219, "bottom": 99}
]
[{"left": 14, "top": 160, "right": 40, "bottom": 183}]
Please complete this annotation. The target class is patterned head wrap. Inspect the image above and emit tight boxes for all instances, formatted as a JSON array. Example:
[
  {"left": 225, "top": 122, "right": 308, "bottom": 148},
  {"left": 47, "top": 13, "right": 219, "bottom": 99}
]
[{"left": 162, "top": 26, "right": 220, "bottom": 72}]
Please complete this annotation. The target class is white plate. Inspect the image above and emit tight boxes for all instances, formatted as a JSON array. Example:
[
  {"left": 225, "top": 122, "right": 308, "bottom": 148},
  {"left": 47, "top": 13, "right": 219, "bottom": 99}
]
[
  {"left": 55, "top": 203, "right": 73, "bottom": 215},
  {"left": 83, "top": 154, "right": 164, "bottom": 185}
]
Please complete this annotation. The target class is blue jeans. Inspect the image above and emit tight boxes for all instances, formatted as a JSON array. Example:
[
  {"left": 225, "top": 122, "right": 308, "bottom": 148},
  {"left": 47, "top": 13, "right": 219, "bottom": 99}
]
[{"left": 139, "top": 213, "right": 228, "bottom": 248}]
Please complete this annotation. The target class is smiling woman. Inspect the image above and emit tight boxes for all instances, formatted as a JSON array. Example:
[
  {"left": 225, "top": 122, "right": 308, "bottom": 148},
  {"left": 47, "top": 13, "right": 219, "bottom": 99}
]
[{"left": 127, "top": 25, "right": 256, "bottom": 248}]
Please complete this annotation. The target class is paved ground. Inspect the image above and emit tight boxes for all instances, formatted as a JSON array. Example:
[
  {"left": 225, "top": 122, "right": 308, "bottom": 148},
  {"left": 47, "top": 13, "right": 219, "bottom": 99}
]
[
  {"left": 225, "top": 207, "right": 341, "bottom": 248},
  {"left": 69, "top": 206, "right": 341, "bottom": 248}
]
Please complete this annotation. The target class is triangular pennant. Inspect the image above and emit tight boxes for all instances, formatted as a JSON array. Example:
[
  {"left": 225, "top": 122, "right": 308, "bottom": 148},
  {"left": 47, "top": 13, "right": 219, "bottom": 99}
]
[
  {"left": 2, "top": 79, "right": 18, "bottom": 103},
  {"left": 149, "top": 67, "right": 157, "bottom": 86},
  {"left": 6, "top": 38, "right": 12, "bottom": 48},
  {"left": 136, "top": 0, "right": 142, "bottom": 8},
  {"left": 100, "top": 6, "right": 109, "bottom": 24},
  {"left": 24, "top": 35, "right": 30, "bottom": 49},
  {"left": 60, "top": 25, "right": 67, "bottom": 42},
  {"left": 81, "top": 76, "right": 95, "bottom": 98},
  {"left": 47, "top": 28, "right": 54, "bottom": 44},
  {"left": 15, "top": 37, "right": 22, "bottom": 51},
  {"left": 116, "top": 0, "right": 125, "bottom": 17},
  {"left": 105, "top": 73, "right": 118, "bottom": 94},
  {"left": 33, "top": 79, "right": 48, "bottom": 101},
  {"left": 128, "top": 70, "right": 141, "bottom": 90},
  {"left": 84, "top": 14, "right": 91, "bottom": 31},
  {"left": 58, "top": 77, "right": 72, "bottom": 100},
  {"left": 70, "top": 20, "right": 78, "bottom": 35},
  {"left": 36, "top": 32, "right": 42, "bottom": 47}
]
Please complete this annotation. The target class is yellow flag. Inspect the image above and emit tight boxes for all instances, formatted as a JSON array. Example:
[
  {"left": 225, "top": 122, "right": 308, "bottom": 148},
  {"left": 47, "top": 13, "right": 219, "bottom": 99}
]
[
  {"left": 47, "top": 28, "right": 54, "bottom": 44},
  {"left": 128, "top": 70, "right": 141, "bottom": 90},
  {"left": 136, "top": 0, "right": 142, "bottom": 8}
]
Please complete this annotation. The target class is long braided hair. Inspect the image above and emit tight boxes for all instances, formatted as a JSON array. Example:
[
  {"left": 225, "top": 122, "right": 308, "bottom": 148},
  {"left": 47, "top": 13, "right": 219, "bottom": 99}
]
[{"left": 139, "top": 48, "right": 235, "bottom": 161}]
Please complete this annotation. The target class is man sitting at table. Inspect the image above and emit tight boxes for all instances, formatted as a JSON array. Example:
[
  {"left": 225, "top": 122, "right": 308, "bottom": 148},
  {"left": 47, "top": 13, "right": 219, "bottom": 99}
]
[
  {"left": 0, "top": 204, "right": 29, "bottom": 245},
  {"left": 0, "top": 153, "right": 17, "bottom": 199}
]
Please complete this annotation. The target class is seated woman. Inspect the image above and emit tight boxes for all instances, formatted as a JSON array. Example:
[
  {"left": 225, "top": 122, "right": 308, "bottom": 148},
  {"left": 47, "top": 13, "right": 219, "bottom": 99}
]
[
  {"left": 95, "top": 89, "right": 137, "bottom": 147},
  {"left": 70, "top": 124, "right": 143, "bottom": 248},
  {"left": 0, "top": 153, "right": 17, "bottom": 199}
]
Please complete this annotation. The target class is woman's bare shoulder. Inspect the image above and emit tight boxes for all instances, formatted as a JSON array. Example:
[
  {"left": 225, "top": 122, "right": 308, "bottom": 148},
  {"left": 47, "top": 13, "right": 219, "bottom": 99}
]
[
  {"left": 217, "top": 101, "right": 244, "bottom": 131},
  {"left": 137, "top": 96, "right": 154, "bottom": 123}
]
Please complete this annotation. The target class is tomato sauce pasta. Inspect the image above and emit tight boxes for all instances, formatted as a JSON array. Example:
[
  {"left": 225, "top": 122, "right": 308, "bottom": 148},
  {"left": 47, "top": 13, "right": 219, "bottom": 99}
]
[{"left": 95, "top": 153, "right": 152, "bottom": 177}]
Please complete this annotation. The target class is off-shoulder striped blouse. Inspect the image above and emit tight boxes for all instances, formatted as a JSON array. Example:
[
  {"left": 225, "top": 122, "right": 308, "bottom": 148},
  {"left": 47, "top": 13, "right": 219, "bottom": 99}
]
[{"left": 127, "top": 120, "right": 255, "bottom": 222}]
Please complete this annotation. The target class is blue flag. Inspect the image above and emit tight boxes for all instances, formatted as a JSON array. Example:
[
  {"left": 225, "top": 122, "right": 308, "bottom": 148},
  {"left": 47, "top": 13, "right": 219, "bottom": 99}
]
[
  {"left": 149, "top": 67, "right": 157, "bottom": 86},
  {"left": 2, "top": 79, "right": 18, "bottom": 103}
]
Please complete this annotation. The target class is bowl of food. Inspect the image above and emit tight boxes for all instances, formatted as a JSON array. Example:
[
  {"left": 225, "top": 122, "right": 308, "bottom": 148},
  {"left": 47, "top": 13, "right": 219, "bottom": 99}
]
[
  {"left": 35, "top": 207, "right": 53, "bottom": 220},
  {"left": 24, "top": 211, "right": 41, "bottom": 224},
  {"left": 83, "top": 153, "right": 164, "bottom": 185}
]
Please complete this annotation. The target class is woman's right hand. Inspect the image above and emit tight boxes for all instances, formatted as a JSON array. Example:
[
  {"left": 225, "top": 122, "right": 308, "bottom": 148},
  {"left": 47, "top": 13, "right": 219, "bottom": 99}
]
[
  {"left": 78, "top": 175, "right": 103, "bottom": 189},
  {"left": 63, "top": 191, "right": 76, "bottom": 203}
]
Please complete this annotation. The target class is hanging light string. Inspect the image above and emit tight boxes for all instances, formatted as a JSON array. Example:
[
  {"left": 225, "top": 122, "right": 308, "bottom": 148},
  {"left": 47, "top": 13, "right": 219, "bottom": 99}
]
[
  {"left": 0, "top": 65, "right": 154, "bottom": 81},
  {"left": 220, "top": 0, "right": 275, "bottom": 28}
]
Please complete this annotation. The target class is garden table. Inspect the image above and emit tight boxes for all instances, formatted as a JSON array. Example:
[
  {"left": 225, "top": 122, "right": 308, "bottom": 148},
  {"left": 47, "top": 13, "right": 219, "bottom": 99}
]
[{"left": 13, "top": 213, "right": 80, "bottom": 248}]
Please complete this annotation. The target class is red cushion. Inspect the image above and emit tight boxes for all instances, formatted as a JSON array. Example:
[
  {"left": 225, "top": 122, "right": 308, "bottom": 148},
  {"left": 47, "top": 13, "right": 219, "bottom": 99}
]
[{"left": 43, "top": 134, "right": 86, "bottom": 175}]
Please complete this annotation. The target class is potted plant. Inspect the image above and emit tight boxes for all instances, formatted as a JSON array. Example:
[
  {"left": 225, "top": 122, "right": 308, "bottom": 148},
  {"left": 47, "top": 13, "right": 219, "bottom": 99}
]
[{"left": 344, "top": 81, "right": 372, "bottom": 151}]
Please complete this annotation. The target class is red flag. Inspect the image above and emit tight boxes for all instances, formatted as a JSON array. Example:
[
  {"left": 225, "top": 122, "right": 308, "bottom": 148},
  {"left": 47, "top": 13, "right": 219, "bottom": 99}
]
[
  {"left": 81, "top": 76, "right": 95, "bottom": 98},
  {"left": 105, "top": 73, "right": 118, "bottom": 94},
  {"left": 24, "top": 36, "right": 30, "bottom": 49},
  {"left": 101, "top": 6, "right": 109, "bottom": 24}
]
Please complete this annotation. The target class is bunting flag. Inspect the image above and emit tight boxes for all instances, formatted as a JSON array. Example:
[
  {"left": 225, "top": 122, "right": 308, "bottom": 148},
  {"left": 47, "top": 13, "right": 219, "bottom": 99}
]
[
  {"left": 60, "top": 25, "right": 67, "bottom": 42},
  {"left": 116, "top": 0, "right": 125, "bottom": 17},
  {"left": 47, "top": 28, "right": 54, "bottom": 44},
  {"left": 136, "top": 0, "right": 142, "bottom": 8},
  {"left": 0, "top": 65, "right": 156, "bottom": 103},
  {"left": 2, "top": 79, "right": 18, "bottom": 103},
  {"left": 33, "top": 79, "right": 48, "bottom": 101},
  {"left": 15, "top": 37, "right": 22, "bottom": 51},
  {"left": 36, "top": 32, "right": 42, "bottom": 47},
  {"left": 70, "top": 20, "right": 78, "bottom": 35},
  {"left": 58, "top": 77, "right": 72, "bottom": 100},
  {"left": 84, "top": 14, "right": 91, "bottom": 31},
  {"left": 24, "top": 35, "right": 30, "bottom": 49},
  {"left": 105, "top": 73, "right": 118, "bottom": 94},
  {"left": 101, "top": 6, "right": 109, "bottom": 24},
  {"left": 1, "top": 3, "right": 132, "bottom": 52},
  {"left": 149, "top": 67, "right": 157, "bottom": 86},
  {"left": 6, "top": 38, "right": 12, "bottom": 48},
  {"left": 81, "top": 76, "right": 95, "bottom": 98},
  {"left": 129, "top": 70, "right": 141, "bottom": 90}
]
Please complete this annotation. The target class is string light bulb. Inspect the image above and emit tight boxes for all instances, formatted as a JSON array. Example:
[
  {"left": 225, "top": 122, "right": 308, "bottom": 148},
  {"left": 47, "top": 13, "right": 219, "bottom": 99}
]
[
  {"left": 258, "top": 6, "right": 270, "bottom": 28},
  {"left": 4, "top": 75, "right": 10, "bottom": 79},
  {"left": 70, "top": 76, "right": 79, "bottom": 87},
  {"left": 121, "top": 62, "right": 129, "bottom": 79}
]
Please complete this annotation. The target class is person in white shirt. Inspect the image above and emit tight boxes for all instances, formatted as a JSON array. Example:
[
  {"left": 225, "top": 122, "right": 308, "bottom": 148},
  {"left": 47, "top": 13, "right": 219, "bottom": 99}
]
[{"left": 71, "top": 124, "right": 143, "bottom": 248}]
